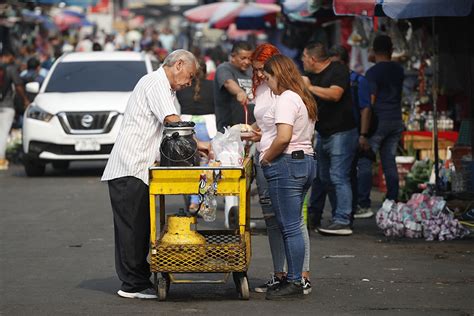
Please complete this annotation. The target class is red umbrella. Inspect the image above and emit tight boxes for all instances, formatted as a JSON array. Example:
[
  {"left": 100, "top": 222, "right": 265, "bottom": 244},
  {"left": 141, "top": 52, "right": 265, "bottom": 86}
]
[
  {"left": 183, "top": 2, "right": 280, "bottom": 29},
  {"left": 53, "top": 11, "right": 94, "bottom": 31}
]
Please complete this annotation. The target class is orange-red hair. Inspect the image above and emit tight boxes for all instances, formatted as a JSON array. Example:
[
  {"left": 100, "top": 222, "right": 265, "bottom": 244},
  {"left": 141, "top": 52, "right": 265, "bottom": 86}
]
[{"left": 251, "top": 43, "right": 280, "bottom": 98}]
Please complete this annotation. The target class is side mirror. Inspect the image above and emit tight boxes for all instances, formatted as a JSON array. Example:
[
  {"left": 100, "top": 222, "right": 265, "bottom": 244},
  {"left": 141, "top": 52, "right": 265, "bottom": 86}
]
[{"left": 26, "top": 82, "right": 40, "bottom": 94}]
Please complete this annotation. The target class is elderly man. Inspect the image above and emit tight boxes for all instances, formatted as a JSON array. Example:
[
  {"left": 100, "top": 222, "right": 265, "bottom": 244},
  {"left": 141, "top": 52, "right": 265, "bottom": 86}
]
[{"left": 102, "top": 49, "right": 203, "bottom": 299}]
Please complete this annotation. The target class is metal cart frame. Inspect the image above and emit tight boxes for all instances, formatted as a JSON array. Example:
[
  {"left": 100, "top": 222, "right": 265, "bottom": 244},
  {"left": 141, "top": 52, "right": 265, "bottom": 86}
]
[{"left": 148, "top": 158, "right": 253, "bottom": 301}]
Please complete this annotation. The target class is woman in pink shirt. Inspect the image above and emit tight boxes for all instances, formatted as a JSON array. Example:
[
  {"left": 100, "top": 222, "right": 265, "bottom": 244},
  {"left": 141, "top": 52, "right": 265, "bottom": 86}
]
[
  {"left": 249, "top": 44, "right": 312, "bottom": 296},
  {"left": 260, "top": 54, "right": 317, "bottom": 300}
]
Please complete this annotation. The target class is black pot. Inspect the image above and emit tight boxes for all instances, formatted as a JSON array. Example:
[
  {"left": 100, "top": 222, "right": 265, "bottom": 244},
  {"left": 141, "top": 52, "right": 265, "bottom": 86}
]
[{"left": 159, "top": 121, "right": 199, "bottom": 166}]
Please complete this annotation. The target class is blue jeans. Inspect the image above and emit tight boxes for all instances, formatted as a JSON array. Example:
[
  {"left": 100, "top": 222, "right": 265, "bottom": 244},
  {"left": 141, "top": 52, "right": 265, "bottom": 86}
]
[
  {"left": 263, "top": 153, "right": 316, "bottom": 281},
  {"left": 358, "top": 120, "right": 403, "bottom": 206},
  {"left": 255, "top": 151, "right": 310, "bottom": 273},
  {"left": 317, "top": 128, "right": 358, "bottom": 226}
]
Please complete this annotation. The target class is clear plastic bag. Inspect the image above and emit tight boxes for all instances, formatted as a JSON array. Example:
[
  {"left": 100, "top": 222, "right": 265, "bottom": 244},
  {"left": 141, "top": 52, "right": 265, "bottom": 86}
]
[{"left": 211, "top": 127, "right": 244, "bottom": 166}]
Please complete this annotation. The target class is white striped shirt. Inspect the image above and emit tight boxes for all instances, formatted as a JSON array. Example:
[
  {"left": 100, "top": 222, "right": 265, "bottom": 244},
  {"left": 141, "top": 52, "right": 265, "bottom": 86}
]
[{"left": 101, "top": 67, "right": 177, "bottom": 185}]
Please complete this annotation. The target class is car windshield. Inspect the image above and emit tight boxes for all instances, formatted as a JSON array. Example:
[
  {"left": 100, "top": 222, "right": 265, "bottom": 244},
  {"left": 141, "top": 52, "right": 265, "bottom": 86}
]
[{"left": 45, "top": 61, "right": 147, "bottom": 92}]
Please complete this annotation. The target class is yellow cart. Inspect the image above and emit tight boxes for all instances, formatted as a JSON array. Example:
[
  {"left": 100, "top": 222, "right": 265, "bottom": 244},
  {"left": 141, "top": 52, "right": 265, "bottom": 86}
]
[{"left": 148, "top": 157, "right": 253, "bottom": 301}]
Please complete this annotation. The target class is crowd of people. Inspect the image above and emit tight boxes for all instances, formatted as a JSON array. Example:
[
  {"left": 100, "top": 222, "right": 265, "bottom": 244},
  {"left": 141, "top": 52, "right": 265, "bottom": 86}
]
[
  {"left": 98, "top": 34, "right": 404, "bottom": 301},
  {"left": 1, "top": 28, "right": 404, "bottom": 300}
]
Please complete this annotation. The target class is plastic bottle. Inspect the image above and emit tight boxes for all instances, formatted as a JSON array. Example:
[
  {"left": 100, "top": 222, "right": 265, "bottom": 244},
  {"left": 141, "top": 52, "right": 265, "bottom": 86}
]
[
  {"left": 425, "top": 111, "right": 434, "bottom": 131},
  {"left": 200, "top": 195, "right": 217, "bottom": 222},
  {"left": 418, "top": 113, "right": 425, "bottom": 131}
]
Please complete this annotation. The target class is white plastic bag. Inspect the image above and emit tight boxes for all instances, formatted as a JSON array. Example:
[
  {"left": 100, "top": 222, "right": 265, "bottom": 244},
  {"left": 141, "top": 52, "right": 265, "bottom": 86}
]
[{"left": 211, "top": 127, "right": 244, "bottom": 166}]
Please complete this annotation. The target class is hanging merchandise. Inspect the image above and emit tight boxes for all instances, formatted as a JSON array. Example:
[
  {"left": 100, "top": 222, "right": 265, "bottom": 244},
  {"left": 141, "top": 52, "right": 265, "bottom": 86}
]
[
  {"left": 196, "top": 167, "right": 222, "bottom": 222},
  {"left": 376, "top": 194, "right": 470, "bottom": 241},
  {"left": 384, "top": 19, "right": 409, "bottom": 60},
  {"left": 348, "top": 17, "right": 372, "bottom": 73}
]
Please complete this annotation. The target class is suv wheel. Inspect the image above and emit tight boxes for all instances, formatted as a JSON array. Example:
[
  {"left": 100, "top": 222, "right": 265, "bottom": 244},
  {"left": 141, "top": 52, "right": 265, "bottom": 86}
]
[
  {"left": 52, "top": 161, "right": 70, "bottom": 170},
  {"left": 23, "top": 157, "right": 46, "bottom": 177}
]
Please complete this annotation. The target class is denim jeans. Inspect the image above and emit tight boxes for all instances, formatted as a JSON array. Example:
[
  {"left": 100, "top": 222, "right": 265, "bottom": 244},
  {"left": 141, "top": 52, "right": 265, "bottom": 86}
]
[
  {"left": 317, "top": 128, "right": 358, "bottom": 226},
  {"left": 263, "top": 153, "right": 316, "bottom": 281},
  {"left": 255, "top": 151, "right": 310, "bottom": 273},
  {"left": 358, "top": 120, "right": 403, "bottom": 206}
]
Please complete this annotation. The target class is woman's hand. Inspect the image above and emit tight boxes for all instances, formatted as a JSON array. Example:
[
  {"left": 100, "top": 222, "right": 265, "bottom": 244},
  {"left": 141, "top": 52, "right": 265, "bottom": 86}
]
[
  {"left": 241, "top": 128, "right": 262, "bottom": 142},
  {"left": 261, "top": 157, "right": 271, "bottom": 167}
]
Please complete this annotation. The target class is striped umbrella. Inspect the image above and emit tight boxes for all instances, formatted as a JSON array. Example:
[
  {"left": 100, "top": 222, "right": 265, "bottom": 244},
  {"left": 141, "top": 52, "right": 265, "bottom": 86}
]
[{"left": 183, "top": 2, "right": 280, "bottom": 29}]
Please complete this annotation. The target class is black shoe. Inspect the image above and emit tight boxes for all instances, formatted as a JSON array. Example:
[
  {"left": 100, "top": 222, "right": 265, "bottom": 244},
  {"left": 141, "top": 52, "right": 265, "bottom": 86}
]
[
  {"left": 254, "top": 274, "right": 285, "bottom": 293},
  {"left": 317, "top": 223, "right": 353, "bottom": 236},
  {"left": 265, "top": 280, "right": 304, "bottom": 300}
]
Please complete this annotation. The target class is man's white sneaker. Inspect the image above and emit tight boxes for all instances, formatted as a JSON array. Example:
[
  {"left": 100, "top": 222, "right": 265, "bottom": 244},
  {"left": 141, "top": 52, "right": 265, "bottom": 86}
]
[
  {"left": 117, "top": 288, "right": 157, "bottom": 299},
  {"left": 354, "top": 207, "right": 374, "bottom": 219}
]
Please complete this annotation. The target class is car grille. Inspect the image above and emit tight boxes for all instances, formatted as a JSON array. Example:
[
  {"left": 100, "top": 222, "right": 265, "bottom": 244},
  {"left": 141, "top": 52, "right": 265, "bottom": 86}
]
[{"left": 58, "top": 111, "right": 119, "bottom": 135}]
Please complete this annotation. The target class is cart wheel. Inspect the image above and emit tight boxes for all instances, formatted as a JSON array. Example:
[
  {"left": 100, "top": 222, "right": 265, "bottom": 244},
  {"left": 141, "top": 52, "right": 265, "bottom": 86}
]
[
  {"left": 157, "top": 277, "right": 168, "bottom": 301},
  {"left": 161, "top": 272, "right": 171, "bottom": 294},
  {"left": 228, "top": 206, "right": 238, "bottom": 230},
  {"left": 238, "top": 275, "right": 249, "bottom": 300}
]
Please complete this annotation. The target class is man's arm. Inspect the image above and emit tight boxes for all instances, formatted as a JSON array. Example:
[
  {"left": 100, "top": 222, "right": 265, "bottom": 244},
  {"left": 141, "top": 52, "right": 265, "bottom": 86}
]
[
  {"left": 307, "top": 85, "right": 344, "bottom": 102},
  {"left": 163, "top": 114, "right": 180, "bottom": 123},
  {"left": 302, "top": 75, "right": 344, "bottom": 102},
  {"left": 223, "top": 79, "right": 248, "bottom": 106}
]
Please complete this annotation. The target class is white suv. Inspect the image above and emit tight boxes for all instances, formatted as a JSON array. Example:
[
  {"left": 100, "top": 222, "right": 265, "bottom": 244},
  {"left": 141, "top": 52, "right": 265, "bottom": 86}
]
[{"left": 23, "top": 51, "right": 155, "bottom": 176}]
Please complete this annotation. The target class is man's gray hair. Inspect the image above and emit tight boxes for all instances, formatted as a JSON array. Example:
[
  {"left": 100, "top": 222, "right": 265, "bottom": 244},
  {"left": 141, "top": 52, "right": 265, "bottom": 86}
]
[{"left": 163, "top": 49, "right": 199, "bottom": 69}]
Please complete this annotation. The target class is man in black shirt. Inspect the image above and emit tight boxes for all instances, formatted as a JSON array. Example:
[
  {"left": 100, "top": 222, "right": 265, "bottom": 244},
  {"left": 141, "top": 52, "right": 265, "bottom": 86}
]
[{"left": 302, "top": 42, "right": 358, "bottom": 236}]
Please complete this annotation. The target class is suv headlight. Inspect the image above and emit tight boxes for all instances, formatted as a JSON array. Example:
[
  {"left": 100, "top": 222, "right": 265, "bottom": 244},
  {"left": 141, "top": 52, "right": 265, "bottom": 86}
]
[{"left": 26, "top": 105, "right": 54, "bottom": 122}]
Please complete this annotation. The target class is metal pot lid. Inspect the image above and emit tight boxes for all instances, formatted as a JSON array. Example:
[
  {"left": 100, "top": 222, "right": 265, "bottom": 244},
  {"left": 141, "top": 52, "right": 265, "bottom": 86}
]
[{"left": 164, "top": 121, "right": 195, "bottom": 128}]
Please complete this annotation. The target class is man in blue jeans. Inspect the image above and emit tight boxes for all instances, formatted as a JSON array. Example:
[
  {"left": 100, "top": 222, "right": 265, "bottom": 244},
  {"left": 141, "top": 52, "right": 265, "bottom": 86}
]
[
  {"left": 302, "top": 42, "right": 358, "bottom": 236},
  {"left": 358, "top": 35, "right": 404, "bottom": 211}
]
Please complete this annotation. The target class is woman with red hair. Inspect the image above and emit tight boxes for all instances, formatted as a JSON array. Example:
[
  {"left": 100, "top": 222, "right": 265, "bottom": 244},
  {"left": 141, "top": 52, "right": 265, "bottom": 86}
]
[{"left": 245, "top": 44, "right": 312, "bottom": 296}]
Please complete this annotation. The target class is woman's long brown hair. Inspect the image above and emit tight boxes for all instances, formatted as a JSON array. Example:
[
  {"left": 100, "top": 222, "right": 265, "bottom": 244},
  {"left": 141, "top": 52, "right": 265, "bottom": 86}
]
[{"left": 263, "top": 54, "right": 318, "bottom": 121}]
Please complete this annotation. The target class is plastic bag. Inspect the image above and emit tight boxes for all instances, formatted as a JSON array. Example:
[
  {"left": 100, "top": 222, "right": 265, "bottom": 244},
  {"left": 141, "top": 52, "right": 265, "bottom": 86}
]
[
  {"left": 211, "top": 127, "right": 244, "bottom": 166},
  {"left": 160, "top": 122, "right": 199, "bottom": 166}
]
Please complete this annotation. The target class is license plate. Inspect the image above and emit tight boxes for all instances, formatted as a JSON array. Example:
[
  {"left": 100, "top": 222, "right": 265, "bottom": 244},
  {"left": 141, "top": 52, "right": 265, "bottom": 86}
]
[{"left": 75, "top": 139, "right": 101, "bottom": 152}]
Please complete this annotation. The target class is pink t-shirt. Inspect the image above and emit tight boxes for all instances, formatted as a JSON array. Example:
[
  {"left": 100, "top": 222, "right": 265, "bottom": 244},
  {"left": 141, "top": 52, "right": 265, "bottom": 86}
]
[
  {"left": 253, "top": 83, "right": 276, "bottom": 152},
  {"left": 259, "top": 90, "right": 315, "bottom": 162}
]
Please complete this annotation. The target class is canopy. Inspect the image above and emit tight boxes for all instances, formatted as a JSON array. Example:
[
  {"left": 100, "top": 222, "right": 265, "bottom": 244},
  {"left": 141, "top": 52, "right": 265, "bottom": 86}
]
[
  {"left": 382, "top": 0, "right": 473, "bottom": 19},
  {"left": 333, "top": 0, "right": 473, "bottom": 18}
]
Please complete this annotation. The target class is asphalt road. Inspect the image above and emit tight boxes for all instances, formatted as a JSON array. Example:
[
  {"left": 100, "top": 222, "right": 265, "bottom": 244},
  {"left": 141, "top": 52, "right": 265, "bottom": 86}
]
[{"left": 1, "top": 162, "right": 473, "bottom": 315}]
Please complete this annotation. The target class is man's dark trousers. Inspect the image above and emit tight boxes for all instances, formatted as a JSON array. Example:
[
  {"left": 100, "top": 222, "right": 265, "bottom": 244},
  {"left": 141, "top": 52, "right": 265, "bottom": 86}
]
[{"left": 108, "top": 176, "right": 153, "bottom": 292}]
